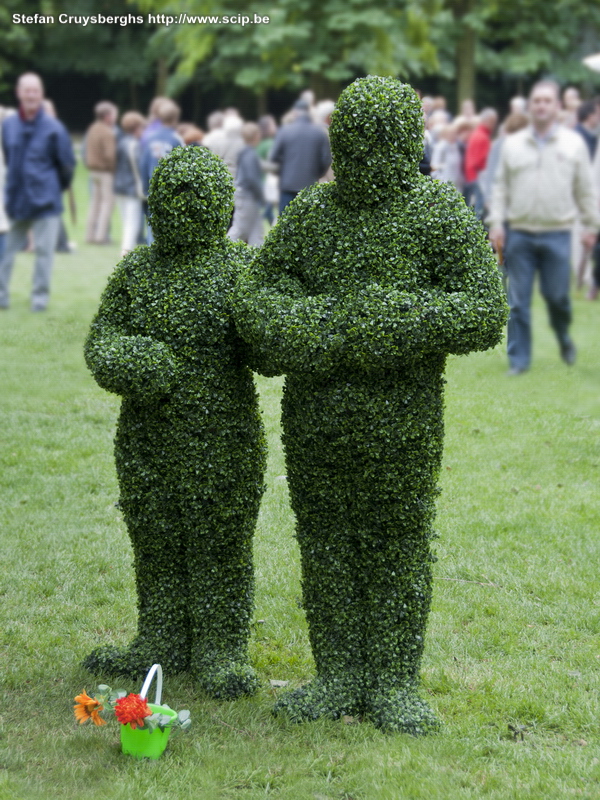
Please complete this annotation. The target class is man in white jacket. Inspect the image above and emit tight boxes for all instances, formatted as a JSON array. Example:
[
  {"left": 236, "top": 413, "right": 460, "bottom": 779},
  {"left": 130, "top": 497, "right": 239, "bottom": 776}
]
[{"left": 489, "top": 80, "right": 600, "bottom": 374}]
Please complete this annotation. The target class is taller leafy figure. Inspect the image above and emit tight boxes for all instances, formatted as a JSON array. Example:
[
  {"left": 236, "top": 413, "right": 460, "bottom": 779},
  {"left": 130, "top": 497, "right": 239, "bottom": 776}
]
[
  {"left": 235, "top": 76, "right": 508, "bottom": 733},
  {"left": 83, "top": 146, "right": 266, "bottom": 699}
]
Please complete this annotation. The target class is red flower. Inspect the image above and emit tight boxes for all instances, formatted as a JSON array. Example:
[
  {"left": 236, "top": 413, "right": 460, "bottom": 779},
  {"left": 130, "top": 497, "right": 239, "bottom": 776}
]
[{"left": 114, "top": 693, "right": 152, "bottom": 729}]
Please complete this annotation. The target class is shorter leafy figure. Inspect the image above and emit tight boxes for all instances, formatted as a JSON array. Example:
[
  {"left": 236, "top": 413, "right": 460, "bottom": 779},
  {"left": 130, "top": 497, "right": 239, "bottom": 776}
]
[{"left": 82, "top": 146, "right": 267, "bottom": 699}]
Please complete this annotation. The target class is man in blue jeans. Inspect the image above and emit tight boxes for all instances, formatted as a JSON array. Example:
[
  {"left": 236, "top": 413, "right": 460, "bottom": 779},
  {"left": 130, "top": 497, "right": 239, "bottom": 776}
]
[
  {"left": 0, "top": 72, "right": 74, "bottom": 311},
  {"left": 488, "top": 80, "right": 599, "bottom": 374}
]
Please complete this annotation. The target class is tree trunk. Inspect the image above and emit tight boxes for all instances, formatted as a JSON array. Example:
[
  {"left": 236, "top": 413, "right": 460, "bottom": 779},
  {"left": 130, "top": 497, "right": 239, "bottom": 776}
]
[
  {"left": 450, "top": 0, "right": 477, "bottom": 111},
  {"left": 155, "top": 57, "right": 169, "bottom": 97},
  {"left": 256, "top": 89, "right": 267, "bottom": 118},
  {"left": 456, "top": 24, "right": 477, "bottom": 109},
  {"left": 193, "top": 77, "right": 202, "bottom": 125}
]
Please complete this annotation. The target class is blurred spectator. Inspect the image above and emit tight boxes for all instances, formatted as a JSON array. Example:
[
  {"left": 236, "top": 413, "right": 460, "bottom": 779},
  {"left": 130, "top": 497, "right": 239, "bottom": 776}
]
[
  {"left": 179, "top": 124, "right": 204, "bottom": 146},
  {"left": 203, "top": 110, "right": 225, "bottom": 150},
  {"left": 432, "top": 96, "right": 448, "bottom": 114},
  {"left": 207, "top": 111, "right": 245, "bottom": 180},
  {"left": 431, "top": 120, "right": 466, "bottom": 191},
  {"left": 591, "top": 145, "right": 600, "bottom": 299},
  {"left": 510, "top": 96, "right": 527, "bottom": 114},
  {"left": 0, "top": 72, "right": 75, "bottom": 311},
  {"left": 0, "top": 107, "right": 12, "bottom": 262},
  {"left": 421, "top": 96, "right": 435, "bottom": 119},
  {"left": 561, "top": 86, "right": 581, "bottom": 128},
  {"left": 460, "top": 98, "right": 477, "bottom": 122},
  {"left": 270, "top": 99, "right": 331, "bottom": 213},
  {"left": 479, "top": 111, "right": 529, "bottom": 212},
  {"left": 563, "top": 86, "right": 581, "bottom": 111},
  {"left": 488, "top": 80, "right": 600, "bottom": 374},
  {"left": 257, "top": 115, "right": 277, "bottom": 157},
  {"left": 43, "top": 98, "right": 75, "bottom": 253},
  {"left": 464, "top": 107, "right": 498, "bottom": 218},
  {"left": 314, "top": 100, "right": 335, "bottom": 183},
  {"left": 140, "top": 98, "right": 182, "bottom": 243},
  {"left": 141, "top": 96, "right": 169, "bottom": 144},
  {"left": 0, "top": 72, "right": 74, "bottom": 311},
  {"left": 427, "top": 108, "right": 451, "bottom": 141},
  {"left": 85, "top": 100, "right": 118, "bottom": 244},
  {"left": 300, "top": 88, "right": 316, "bottom": 121},
  {"left": 573, "top": 100, "right": 600, "bottom": 290},
  {"left": 574, "top": 100, "right": 599, "bottom": 159},
  {"left": 257, "top": 115, "right": 279, "bottom": 224},
  {"left": 114, "top": 111, "right": 146, "bottom": 257},
  {"left": 228, "top": 122, "right": 265, "bottom": 246}
]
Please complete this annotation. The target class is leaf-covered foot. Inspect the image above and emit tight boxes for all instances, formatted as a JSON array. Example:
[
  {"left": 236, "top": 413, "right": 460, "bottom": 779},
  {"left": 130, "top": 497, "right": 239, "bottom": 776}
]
[
  {"left": 82, "top": 641, "right": 190, "bottom": 680},
  {"left": 195, "top": 661, "right": 259, "bottom": 700},
  {"left": 272, "top": 677, "right": 361, "bottom": 723},
  {"left": 367, "top": 688, "right": 440, "bottom": 736}
]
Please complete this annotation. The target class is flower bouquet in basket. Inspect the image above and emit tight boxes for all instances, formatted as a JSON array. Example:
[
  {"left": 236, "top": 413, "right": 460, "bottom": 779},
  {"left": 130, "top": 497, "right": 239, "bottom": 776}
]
[{"left": 74, "top": 664, "right": 191, "bottom": 759}]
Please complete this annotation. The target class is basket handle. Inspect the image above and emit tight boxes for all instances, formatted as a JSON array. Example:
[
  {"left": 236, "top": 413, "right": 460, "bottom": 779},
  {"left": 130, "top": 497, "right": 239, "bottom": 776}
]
[{"left": 140, "top": 663, "right": 163, "bottom": 705}]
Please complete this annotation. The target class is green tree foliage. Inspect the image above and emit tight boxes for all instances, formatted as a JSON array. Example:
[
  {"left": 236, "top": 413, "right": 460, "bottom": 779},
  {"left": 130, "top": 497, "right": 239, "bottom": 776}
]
[
  {"left": 477, "top": 0, "right": 600, "bottom": 84},
  {"left": 438, "top": 0, "right": 600, "bottom": 105},
  {"left": 0, "top": 0, "right": 37, "bottom": 91},
  {"left": 137, "top": 0, "right": 442, "bottom": 96},
  {"left": 132, "top": 0, "right": 600, "bottom": 107},
  {"left": 4, "top": 0, "right": 158, "bottom": 94}
]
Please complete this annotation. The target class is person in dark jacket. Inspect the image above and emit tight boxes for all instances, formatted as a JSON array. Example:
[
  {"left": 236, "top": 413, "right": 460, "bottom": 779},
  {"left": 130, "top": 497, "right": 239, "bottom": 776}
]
[
  {"left": 0, "top": 72, "right": 75, "bottom": 311},
  {"left": 270, "top": 99, "right": 331, "bottom": 213},
  {"left": 574, "top": 100, "right": 599, "bottom": 159},
  {"left": 228, "top": 122, "right": 265, "bottom": 246}
]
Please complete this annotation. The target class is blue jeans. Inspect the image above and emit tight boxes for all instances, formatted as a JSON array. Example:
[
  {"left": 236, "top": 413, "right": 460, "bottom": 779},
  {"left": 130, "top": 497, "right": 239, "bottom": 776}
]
[
  {"left": 279, "top": 190, "right": 298, "bottom": 215},
  {"left": 463, "top": 181, "right": 485, "bottom": 221},
  {"left": 505, "top": 228, "right": 572, "bottom": 370},
  {"left": 0, "top": 215, "right": 61, "bottom": 310}
]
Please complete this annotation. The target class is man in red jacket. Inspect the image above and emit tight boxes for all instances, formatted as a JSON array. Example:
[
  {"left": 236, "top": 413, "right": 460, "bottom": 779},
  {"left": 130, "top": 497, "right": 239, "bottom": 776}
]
[{"left": 464, "top": 108, "right": 498, "bottom": 220}]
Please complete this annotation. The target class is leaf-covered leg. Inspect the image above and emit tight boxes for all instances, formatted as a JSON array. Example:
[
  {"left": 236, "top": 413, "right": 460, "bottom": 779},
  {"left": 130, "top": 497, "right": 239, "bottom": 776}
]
[
  {"left": 83, "top": 434, "right": 191, "bottom": 679},
  {"left": 273, "top": 523, "right": 367, "bottom": 721},
  {"left": 186, "top": 490, "right": 262, "bottom": 700}
]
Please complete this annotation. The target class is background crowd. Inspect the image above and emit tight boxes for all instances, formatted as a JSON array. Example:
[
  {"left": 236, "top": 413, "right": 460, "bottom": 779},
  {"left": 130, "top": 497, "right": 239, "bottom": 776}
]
[{"left": 1, "top": 71, "right": 600, "bottom": 373}]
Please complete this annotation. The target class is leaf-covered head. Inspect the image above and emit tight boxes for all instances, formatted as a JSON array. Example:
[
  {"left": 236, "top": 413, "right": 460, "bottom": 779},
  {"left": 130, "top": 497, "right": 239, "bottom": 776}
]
[
  {"left": 148, "top": 145, "right": 234, "bottom": 251},
  {"left": 330, "top": 76, "right": 424, "bottom": 203}
]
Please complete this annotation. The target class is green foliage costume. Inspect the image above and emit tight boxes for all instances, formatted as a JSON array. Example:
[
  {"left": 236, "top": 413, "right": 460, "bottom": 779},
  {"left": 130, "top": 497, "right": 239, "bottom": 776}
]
[
  {"left": 235, "top": 76, "right": 508, "bottom": 733},
  {"left": 83, "top": 146, "right": 266, "bottom": 699}
]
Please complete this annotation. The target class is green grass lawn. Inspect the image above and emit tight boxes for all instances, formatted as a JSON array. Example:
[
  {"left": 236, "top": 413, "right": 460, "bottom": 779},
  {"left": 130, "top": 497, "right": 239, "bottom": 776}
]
[{"left": 1, "top": 163, "right": 599, "bottom": 799}]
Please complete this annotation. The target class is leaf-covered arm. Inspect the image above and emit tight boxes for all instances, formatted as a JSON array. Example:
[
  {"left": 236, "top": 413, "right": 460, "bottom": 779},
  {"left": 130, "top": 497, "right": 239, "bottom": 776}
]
[
  {"left": 84, "top": 254, "right": 179, "bottom": 399},
  {"left": 409, "top": 186, "right": 508, "bottom": 355},
  {"left": 234, "top": 271, "right": 344, "bottom": 377},
  {"left": 234, "top": 185, "right": 508, "bottom": 376},
  {"left": 342, "top": 189, "right": 508, "bottom": 368},
  {"left": 234, "top": 207, "right": 352, "bottom": 376}
]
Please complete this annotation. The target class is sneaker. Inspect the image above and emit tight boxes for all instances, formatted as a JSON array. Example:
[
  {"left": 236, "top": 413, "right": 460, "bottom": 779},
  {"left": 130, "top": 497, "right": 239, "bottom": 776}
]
[
  {"left": 560, "top": 341, "right": 577, "bottom": 366},
  {"left": 507, "top": 366, "right": 528, "bottom": 376}
]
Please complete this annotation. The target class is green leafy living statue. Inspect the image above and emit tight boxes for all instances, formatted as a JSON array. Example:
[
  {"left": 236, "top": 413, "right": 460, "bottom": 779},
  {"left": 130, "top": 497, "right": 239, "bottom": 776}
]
[
  {"left": 83, "top": 146, "right": 266, "bottom": 699},
  {"left": 235, "top": 76, "right": 508, "bottom": 733}
]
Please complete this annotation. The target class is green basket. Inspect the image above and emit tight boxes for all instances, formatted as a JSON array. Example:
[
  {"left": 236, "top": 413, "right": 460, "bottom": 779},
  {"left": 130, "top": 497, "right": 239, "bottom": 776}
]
[{"left": 120, "top": 664, "right": 177, "bottom": 760}]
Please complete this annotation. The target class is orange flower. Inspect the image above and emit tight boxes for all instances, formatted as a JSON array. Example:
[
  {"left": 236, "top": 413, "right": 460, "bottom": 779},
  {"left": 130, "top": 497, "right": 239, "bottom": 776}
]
[
  {"left": 114, "top": 693, "right": 152, "bottom": 730},
  {"left": 74, "top": 691, "right": 106, "bottom": 726}
]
